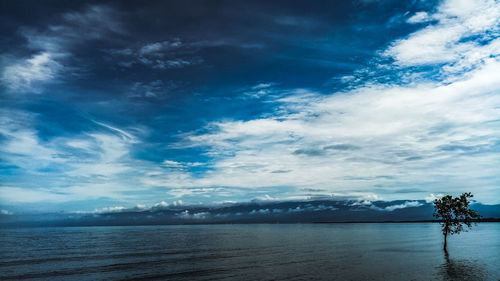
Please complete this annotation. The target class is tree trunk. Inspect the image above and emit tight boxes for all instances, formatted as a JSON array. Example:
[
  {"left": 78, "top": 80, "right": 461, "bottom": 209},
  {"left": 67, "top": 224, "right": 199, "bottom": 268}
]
[{"left": 443, "top": 230, "right": 448, "bottom": 251}]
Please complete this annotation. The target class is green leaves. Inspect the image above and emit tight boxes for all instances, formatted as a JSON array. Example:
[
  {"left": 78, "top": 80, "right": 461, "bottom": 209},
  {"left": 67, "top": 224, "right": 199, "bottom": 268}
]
[{"left": 433, "top": 192, "right": 481, "bottom": 236}]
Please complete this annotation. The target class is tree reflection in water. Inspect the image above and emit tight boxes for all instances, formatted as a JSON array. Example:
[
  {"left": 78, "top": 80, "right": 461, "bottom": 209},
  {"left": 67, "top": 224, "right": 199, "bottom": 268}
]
[{"left": 438, "top": 251, "right": 487, "bottom": 281}]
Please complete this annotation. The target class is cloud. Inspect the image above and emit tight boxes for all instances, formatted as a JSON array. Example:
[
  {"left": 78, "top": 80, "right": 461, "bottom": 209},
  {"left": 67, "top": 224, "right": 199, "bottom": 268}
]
[
  {"left": 323, "top": 144, "right": 360, "bottom": 151},
  {"left": 179, "top": 59, "right": 500, "bottom": 200},
  {"left": 92, "top": 121, "right": 136, "bottom": 141},
  {"left": 0, "top": 109, "right": 66, "bottom": 170},
  {"left": 166, "top": 187, "right": 227, "bottom": 198},
  {"left": 314, "top": 204, "right": 338, "bottom": 211},
  {"left": 138, "top": 40, "right": 182, "bottom": 56},
  {"left": 176, "top": 210, "right": 210, "bottom": 219},
  {"left": 0, "top": 186, "right": 70, "bottom": 203},
  {"left": 163, "top": 160, "right": 184, "bottom": 168},
  {"left": 107, "top": 39, "right": 202, "bottom": 69},
  {"left": 129, "top": 80, "right": 179, "bottom": 99},
  {"left": 386, "top": 0, "right": 500, "bottom": 72},
  {"left": 351, "top": 200, "right": 373, "bottom": 206},
  {"left": 287, "top": 203, "right": 338, "bottom": 213},
  {"left": 250, "top": 208, "right": 270, "bottom": 214},
  {"left": 1, "top": 209, "right": 13, "bottom": 215},
  {"left": 93, "top": 206, "right": 126, "bottom": 213},
  {"left": 154, "top": 201, "right": 169, "bottom": 208},
  {"left": 1, "top": 52, "right": 64, "bottom": 92},
  {"left": 106, "top": 35, "right": 262, "bottom": 70},
  {"left": 293, "top": 148, "right": 324, "bottom": 156},
  {"left": 364, "top": 201, "right": 423, "bottom": 212},
  {"left": 407, "top": 12, "right": 432, "bottom": 24},
  {"left": 59, "top": 5, "right": 124, "bottom": 39},
  {"left": 425, "top": 193, "right": 444, "bottom": 203},
  {"left": 383, "top": 201, "right": 423, "bottom": 211},
  {"left": 0, "top": 109, "right": 147, "bottom": 203},
  {"left": 255, "top": 194, "right": 276, "bottom": 201},
  {"left": 238, "top": 82, "right": 278, "bottom": 99},
  {"left": 64, "top": 132, "right": 134, "bottom": 178},
  {"left": 18, "top": 5, "right": 123, "bottom": 54},
  {"left": 162, "top": 160, "right": 204, "bottom": 169},
  {"left": 172, "top": 200, "right": 183, "bottom": 206},
  {"left": 1, "top": 5, "right": 124, "bottom": 92},
  {"left": 81, "top": 200, "right": 178, "bottom": 214}
]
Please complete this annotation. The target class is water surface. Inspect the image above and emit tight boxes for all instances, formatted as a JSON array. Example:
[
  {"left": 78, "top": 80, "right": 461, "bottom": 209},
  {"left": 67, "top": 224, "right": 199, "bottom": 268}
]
[{"left": 1, "top": 223, "right": 498, "bottom": 280}]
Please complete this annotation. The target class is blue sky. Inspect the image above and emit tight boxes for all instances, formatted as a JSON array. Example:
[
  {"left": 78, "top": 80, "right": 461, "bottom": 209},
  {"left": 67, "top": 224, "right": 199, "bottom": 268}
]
[{"left": 1, "top": 0, "right": 500, "bottom": 213}]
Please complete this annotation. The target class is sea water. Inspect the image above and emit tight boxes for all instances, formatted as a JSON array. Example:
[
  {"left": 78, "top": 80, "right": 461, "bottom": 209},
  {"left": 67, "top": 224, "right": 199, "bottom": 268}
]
[{"left": 1, "top": 223, "right": 498, "bottom": 280}]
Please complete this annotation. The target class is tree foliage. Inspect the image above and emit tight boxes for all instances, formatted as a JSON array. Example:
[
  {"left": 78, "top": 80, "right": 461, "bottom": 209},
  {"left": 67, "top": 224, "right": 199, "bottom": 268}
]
[{"left": 433, "top": 192, "right": 480, "bottom": 250}]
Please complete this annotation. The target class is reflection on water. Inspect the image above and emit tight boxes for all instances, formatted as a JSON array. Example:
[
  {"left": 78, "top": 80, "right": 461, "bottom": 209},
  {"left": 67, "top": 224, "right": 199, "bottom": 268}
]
[{"left": 438, "top": 252, "right": 487, "bottom": 281}]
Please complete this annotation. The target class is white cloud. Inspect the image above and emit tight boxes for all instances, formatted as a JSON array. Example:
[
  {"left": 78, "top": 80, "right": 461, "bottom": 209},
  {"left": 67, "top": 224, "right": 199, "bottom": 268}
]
[
  {"left": 351, "top": 200, "right": 373, "bottom": 206},
  {"left": 383, "top": 201, "right": 423, "bottom": 211},
  {"left": 166, "top": 188, "right": 226, "bottom": 198},
  {"left": 386, "top": 0, "right": 500, "bottom": 70},
  {"left": 1, "top": 209, "right": 13, "bottom": 215},
  {"left": 176, "top": 210, "right": 209, "bottom": 219},
  {"left": 366, "top": 201, "right": 423, "bottom": 211},
  {"left": 1, "top": 52, "right": 63, "bottom": 92},
  {"left": 425, "top": 193, "right": 444, "bottom": 203},
  {"left": 177, "top": 60, "right": 500, "bottom": 200},
  {"left": 407, "top": 12, "right": 432, "bottom": 24},
  {"left": 163, "top": 160, "right": 184, "bottom": 168},
  {"left": 172, "top": 200, "right": 183, "bottom": 206},
  {"left": 0, "top": 186, "right": 69, "bottom": 203},
  {"left": 238, "top": 82, "right": 279, "bottom": 99},
  {"left": 285, "top": 204, "right": 338, "bottom": 213},
  {"left": 256, "top": 194, "right": 276, "bottom": 201},
  {"left": 94, "top": 206, "right": 126, "bottom": 213},
  {"left": 252, "top": 83, "right": 274, "bottom": 90},
  {"left": 159, "top": 159, "right": 205, "bottom": 171},
  {"left": 65, "top": 133, "right": 133, "bottom": 178},
  {"left": 250, "top": 208, "right": 270, "bottom": 214},
  {"left": 154, "top": 201, "right": 169, "bottom": 208},
  {"left": 0, "top": 110, "right": 146, "bottom": 203},
  {"left": 92, "top": 121, "right": 136, "bottom": 141},
  {"left": 0, "top": 110, "right": 66, "bottom": 170}
]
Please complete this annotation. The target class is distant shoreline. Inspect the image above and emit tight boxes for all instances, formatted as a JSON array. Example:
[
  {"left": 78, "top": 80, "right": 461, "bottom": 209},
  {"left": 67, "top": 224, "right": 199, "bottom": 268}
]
[
  {"left": 1, "top": 218, "right": 499, "bottom": 228},
  {"left": 312, "top": 218, "right": 500, "bottom": 223}
]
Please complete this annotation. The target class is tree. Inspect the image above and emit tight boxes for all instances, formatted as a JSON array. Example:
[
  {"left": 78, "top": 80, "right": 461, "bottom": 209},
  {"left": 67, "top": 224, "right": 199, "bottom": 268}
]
[{"left": 433, "top": 192, "right": 480, "bottom": 251}]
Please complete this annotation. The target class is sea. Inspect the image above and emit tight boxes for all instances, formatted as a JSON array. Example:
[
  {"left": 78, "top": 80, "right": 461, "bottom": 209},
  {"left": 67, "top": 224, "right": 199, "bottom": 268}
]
[{"left": 0, "top": 223, "right": 498, "bottom": 280}]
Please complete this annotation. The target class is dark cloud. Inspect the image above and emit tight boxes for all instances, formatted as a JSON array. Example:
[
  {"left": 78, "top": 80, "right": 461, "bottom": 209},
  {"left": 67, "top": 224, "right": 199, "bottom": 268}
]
[
  {"left": 128, "top": 80, "right": 180, "bottom": 99},
  {"left": 106, "top": 38, "right": 204, "bottom": 69},
  {"left": 300, "top": 188, "right": 326, "bottom": 192},
  {"left": 271, "top": 169, "right": 292, "bottom": 174},
  {"left": 293, "top": 148, "right": 324, "bottom": 156},
  {"left": 323, "top": 144, "right": 360, "bottom": 151},
  {"left": 405, "top": 156, "right": 423, "bottom": 161},
  {"left": 438, "top": 144, "right": 482, "bottom": 152}
]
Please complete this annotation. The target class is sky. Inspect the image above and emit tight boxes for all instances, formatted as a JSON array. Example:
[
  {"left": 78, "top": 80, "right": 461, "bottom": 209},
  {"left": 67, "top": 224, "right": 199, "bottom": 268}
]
[{"left": 1, "top": 0, "right": 500, "bottom": 213}]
